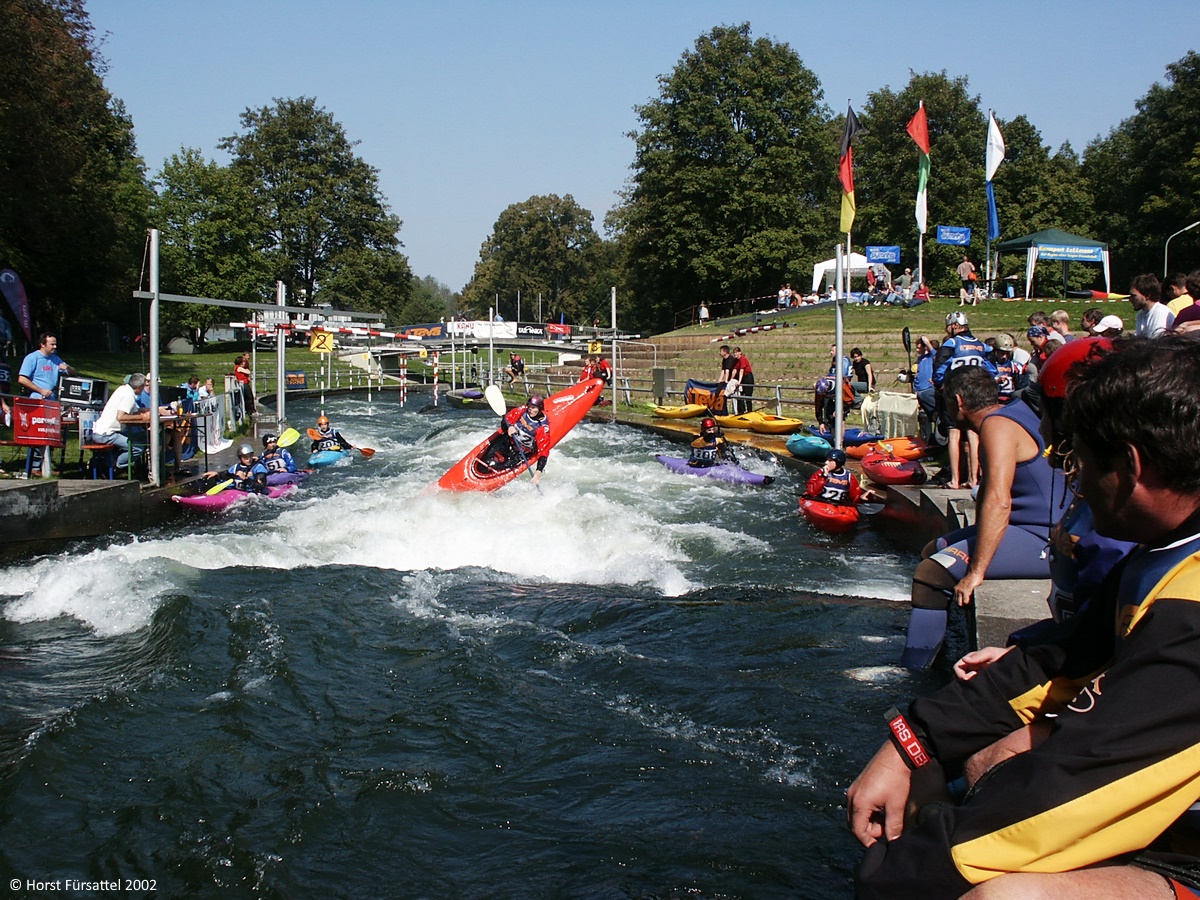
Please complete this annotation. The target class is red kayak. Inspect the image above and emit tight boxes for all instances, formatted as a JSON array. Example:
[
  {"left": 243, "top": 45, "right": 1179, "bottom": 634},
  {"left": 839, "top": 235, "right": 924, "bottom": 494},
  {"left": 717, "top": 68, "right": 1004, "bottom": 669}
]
[
  {"left": 798, "top": 497, "right": 860, "bottom": 534},
  {"left": 846, "top": 436, "right": 930, "bottom": 461},
  {"left": 437, "top": 378, "right": 605, "bottom": 492},
  {"left": 861, "top": 451, "right": 927, "bottom": 485}
]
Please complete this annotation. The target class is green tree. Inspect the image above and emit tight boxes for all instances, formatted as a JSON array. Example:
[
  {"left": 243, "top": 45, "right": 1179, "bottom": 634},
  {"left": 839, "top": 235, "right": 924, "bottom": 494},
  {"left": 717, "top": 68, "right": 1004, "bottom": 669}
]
[
  {"left": 614, "top": 23, "right": 834, "bottom": 331},
  {"left": 0, "top": 0, "right": 152, "bottom": 333},
  {"left": 463, "top": 194, "right": 600, "bottom": 324},
  {"left": 319, "top": 245, "right": 413, "bottom": 323},
  {"left": 1083, "top": 51, "right": 1200, "bottom": 281},
  {"left": 152, "top": 148, "right": 275, "bottom": 345},
  {"left": 220, "top": 97, "right": 408, "bottom": 309}
]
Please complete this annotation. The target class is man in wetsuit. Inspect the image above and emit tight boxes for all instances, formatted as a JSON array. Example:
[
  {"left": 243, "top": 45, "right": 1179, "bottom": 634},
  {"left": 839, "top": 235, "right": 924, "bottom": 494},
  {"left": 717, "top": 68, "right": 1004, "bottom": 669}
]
[
  {"left": 901, "top": 364, "right": 1064, "bottom": 670},
  {"left": 849, "top": 333, "right": 1200, "bottom": 900},
  {"left": 496, "top": 394, "right": 551, "bottom": 484}
]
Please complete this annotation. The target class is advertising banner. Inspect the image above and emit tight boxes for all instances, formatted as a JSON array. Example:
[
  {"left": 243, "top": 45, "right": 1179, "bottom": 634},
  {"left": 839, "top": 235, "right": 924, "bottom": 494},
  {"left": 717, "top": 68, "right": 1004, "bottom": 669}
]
[
  {"left": 516, "top": 322, "right": 547, "bottom": 339},
  {"left": 936, "top": 226, "right": 972, "bottom": 246},
  {"left": 866, "top": 246, "right": 901, "bottom": 264},
  {"left": 285, "top": 371, "right": 308, "bottom": 390},
  {"left": 1034, "top": 244, "right": 1105, "bottom": 262},
  {"left": 13, "top": 397, "right": 63, "bottom": 447}
]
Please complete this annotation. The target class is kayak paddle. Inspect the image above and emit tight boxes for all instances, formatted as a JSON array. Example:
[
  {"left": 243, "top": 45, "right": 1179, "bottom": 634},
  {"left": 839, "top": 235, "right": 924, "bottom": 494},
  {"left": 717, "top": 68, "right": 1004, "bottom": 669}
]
[
  {"left": 277, "top": 427, "right": 301, "bottom": 447},
  {"left": 205, "top": 478, "right": 234, "bottom": 496},
  {"left": 306, "top": 426, "right": 374, "bottom": 457}
]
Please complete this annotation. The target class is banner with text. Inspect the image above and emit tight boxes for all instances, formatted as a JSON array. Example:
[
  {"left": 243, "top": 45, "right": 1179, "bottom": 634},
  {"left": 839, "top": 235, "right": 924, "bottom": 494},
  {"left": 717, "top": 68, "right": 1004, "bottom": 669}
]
[
  {"left": 866, "top": 246, "right": 902, "bottom": 264},
  {"left": 936, "top": 226, "right": 972, "bottom": 246},
  {"left": 1031, "top": 244, "right": 1105, "bottom": 262}
]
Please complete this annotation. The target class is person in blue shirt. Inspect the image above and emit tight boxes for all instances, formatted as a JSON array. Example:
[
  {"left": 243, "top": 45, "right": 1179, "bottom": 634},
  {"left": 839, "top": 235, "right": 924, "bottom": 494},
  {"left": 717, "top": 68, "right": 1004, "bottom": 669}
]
[
  {"left": 911, "top": 335, "right": 936, "bottom": 443},
  {"left": 17, "top": 331, "right": 75, "bottom": 399}
]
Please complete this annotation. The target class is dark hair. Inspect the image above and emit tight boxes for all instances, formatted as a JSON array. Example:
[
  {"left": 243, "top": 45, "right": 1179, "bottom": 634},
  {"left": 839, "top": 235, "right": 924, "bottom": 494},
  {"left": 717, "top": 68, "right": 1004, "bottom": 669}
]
[
  {"left": 850, "top": 347, "right": 862, "bottom": 356},
  {"left": 38, "top": 330, "right": 57, "bottom": 346},
  {"left": 1065, "top": 334, "right": 1200, "bottom": 491},
  {"left": 944, "top": 364, "right": 999, "bottom": 414},
  {"left": 720, "top": 345, "right": 730, "bottom": 353},
  {"left": 1187, "top": 269, "right": 1200, "bottom": 299},
  {"left": 1081, "top": 307, "right": 1104, "bottom": 327},
  {"left": 1166, "top": 272, "right": 1188, "bottom": 292},
  {"left": 1027, "top": 311, "right": 1048, "bottom": 326},
  {"left": 1130, "top": 273, "right": 1161, "bottom": 302}
]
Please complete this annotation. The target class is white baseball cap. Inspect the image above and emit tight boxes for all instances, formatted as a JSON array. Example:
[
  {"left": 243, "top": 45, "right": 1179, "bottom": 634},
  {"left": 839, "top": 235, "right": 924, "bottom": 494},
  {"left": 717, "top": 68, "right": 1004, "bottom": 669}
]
[{"left": 1092, "top": 314, "right": 1124, "bottom": 335}]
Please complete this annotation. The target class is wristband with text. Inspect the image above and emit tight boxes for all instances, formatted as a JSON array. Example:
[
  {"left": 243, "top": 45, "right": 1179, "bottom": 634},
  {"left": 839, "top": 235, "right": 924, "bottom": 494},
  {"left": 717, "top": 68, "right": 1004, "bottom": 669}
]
[{"left": 885, "top": 707, "right": 932, "bottom": 769}]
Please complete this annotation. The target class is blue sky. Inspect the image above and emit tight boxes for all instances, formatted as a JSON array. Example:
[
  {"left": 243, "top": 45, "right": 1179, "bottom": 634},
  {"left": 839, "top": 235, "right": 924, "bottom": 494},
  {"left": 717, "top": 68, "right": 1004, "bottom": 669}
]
[{"left": 88, "top": 0, "right": 1195, "bottom": 292}]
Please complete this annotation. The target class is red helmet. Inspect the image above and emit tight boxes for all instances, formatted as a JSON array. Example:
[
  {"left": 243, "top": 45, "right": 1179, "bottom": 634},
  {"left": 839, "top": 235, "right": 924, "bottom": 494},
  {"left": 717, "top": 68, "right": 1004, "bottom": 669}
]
[
  {"left": 701, "top": 417, "right": 716, "bottom": 429},
  {"left": 1039, "top": 337, "right": 1113, "bottom": 400}
]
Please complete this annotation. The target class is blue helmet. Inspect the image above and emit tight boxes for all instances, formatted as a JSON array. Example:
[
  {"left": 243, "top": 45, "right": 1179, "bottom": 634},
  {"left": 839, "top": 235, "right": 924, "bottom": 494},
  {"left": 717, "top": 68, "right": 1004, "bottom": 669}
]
[{"left": 826, "top": 448, "right": 847, "bottom": 466}]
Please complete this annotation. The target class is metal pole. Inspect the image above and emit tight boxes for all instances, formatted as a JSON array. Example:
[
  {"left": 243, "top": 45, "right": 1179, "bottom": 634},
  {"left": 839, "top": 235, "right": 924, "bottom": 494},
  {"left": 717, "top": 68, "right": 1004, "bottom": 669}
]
[
  {"left": 1165, "top": 221, "right": 1200, "bottom": 277},
  {"left": 517, "top": 289, "right": 521, "bottom": 325},
  {"left": 276, "top": 281, "right": 286, "bottom": 426},
  {"left": 148, "top": 228, "right": 161, "bottom": 486},
  {"left": 610, "top": 286, "right": 617, "bottom": 422},
  {"left": 488, "top": 307, "right": 495, "bottom": 385},
  {"left": 833, "top": 244, "right": 845, "bottom": 449}
]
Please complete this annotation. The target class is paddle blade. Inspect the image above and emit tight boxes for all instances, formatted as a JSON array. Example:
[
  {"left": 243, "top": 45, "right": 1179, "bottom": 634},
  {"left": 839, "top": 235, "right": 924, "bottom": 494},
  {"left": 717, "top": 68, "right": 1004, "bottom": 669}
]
[
  {"left": 857, "top": 502, "right": 885, "bottom": 515},
  {"left": 358, "top": 447, "right": 375, "bottom": 458},
  {"left": 902, "top": 326, "right": 912, "bottom": 354},
  {"left": 900, "top": 608, "right": 948, "bottom": 671},
  {"left": 205, "top": 478, "right": 234, "bottom": 496},
  {"left": 484, "top": 385, "right": 506, "bottom": 416},
  {"left": 277, "top": 428, "right": 301, "bottom": 448},
  {"left": 307, "top": 427, "right": 322, "bottom": 440}
]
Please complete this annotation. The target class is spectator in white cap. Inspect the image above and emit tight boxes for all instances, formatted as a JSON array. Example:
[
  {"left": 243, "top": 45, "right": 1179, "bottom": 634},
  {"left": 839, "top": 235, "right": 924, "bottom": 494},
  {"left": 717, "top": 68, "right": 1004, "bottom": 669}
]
[{"left": 1091, "top": 314, "right": 1124, "bottom": 337}]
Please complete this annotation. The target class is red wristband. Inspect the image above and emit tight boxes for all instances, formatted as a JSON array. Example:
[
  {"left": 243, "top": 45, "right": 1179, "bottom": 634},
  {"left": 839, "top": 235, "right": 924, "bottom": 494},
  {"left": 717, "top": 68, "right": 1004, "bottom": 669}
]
[{"left": 885, "top": 707, "right": 932, "bottom": 769}]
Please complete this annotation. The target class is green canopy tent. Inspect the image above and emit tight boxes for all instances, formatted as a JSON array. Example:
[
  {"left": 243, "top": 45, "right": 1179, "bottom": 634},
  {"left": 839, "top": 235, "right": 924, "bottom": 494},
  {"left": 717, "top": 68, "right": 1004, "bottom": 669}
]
[{"left": 995, "top": 228, "right": 1111, "bottom": 300}]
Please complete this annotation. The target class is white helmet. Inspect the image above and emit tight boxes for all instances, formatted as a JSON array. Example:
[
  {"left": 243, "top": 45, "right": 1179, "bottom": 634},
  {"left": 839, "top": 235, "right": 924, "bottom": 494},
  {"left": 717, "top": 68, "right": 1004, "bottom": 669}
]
[{"left": 945, "top": 311, "right": 968, "bottom": 327}]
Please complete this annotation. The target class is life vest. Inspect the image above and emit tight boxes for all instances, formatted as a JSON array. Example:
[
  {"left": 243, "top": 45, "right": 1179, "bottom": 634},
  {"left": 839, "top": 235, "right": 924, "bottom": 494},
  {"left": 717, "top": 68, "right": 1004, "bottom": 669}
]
[
  {"left": 993, "top": 357, "right": 1021, "bottom": 400},
  {"left": 934, "top": 332, "right": 996, "bottom": 386},
  {"left": 511, "top": 409, "right": 544, "bottom": 450},
  {"left": 818, "top": 467, "right": 855, "bottom": 504},
  {"left": 261, "top": 448, "right": 293, "bottom": 473},
  {"left": 689, "top": 436, "right": 720, "bottom": 466}
]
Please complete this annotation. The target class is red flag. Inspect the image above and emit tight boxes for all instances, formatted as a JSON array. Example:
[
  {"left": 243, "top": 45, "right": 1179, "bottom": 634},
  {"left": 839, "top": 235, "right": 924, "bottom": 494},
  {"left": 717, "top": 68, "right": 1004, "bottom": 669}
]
[{"left": 906, "top": 103, "right": 930, "bottom": 155}]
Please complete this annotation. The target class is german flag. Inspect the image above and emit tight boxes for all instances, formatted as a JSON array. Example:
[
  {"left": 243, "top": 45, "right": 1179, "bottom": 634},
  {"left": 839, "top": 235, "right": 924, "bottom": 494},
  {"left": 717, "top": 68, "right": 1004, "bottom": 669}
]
[{"left": 839, "top": 104, "right": 862, "bottom": 234}]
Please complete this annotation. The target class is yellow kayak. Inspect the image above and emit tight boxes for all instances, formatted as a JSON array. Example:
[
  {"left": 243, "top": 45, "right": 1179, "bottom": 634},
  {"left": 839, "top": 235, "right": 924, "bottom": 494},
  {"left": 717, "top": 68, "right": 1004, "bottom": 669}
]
[
  {"left": 714, "top": 411, "right": 765, "bottom": 430},
  {"left": 748, "top": 414, "right": 803, "bottom": 435},
  {"left": 652, "top": 404, "right": 708, "bottom": 419}
]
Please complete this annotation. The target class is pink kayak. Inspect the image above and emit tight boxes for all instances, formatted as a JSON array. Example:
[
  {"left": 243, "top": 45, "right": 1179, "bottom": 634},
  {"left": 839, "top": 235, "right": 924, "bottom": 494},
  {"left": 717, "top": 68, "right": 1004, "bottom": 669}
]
[{"left": 173, "top": 483, "right": 297, "bottom": 511}]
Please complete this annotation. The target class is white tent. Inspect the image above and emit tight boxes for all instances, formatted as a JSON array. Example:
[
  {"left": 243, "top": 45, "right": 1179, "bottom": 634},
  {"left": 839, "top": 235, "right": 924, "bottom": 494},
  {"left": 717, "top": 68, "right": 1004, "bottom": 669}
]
[{"left": 812, "top": 252, "right": 871, "bottom": 293}]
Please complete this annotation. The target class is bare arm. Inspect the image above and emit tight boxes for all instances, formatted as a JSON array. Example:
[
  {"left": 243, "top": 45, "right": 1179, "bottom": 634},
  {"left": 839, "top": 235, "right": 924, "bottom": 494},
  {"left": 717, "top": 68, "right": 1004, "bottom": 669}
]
[{"left": 953, "top": 416, "right": 1033, "bottom": 606}]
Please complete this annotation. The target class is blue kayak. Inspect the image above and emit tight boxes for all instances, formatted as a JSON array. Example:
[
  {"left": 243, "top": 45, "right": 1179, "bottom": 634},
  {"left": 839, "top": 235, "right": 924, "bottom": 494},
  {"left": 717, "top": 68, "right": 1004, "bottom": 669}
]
[
  {"left": 807, "top": 425, "right": 885, "bottom": 446},
  {"left": 309, "top": 449, "right": 350, "bottom": 468},
  {"left": 786, "top": 433, "right": 831, "bottom": 461}
]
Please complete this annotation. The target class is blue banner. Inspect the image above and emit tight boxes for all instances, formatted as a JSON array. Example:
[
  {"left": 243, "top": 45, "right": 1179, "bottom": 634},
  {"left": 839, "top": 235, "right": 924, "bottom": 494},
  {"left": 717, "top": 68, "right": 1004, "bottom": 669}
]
[
  {"left": 1035, "top": 244, "right": 1104, "bottom": 262},
  {"left": 936, "top": 225, "right": 972, "bottom": 246},
  {"left": 866, "top": 245, "right": 901, "bottom": 264},
  {"left": 986, "top": 181, "right": 1000, "bottom": 241},
  {"left": 285, "top": 370, "right": 308, "bottom": 390}
]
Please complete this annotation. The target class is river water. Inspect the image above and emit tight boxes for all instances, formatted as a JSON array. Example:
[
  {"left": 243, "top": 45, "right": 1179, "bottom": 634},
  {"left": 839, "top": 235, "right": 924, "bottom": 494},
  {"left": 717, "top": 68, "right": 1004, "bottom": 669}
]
[{"left": 0, "top": 397, "right": 929, "bottom": 898}]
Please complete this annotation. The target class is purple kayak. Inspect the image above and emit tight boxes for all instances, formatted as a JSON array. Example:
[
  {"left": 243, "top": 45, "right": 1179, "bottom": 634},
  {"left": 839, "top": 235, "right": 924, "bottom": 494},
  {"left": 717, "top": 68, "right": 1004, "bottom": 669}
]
[
  {"left": 173, "top": 483, "right": 297, "bottom": 511},
  {"left": 266, "top": 471, "right": 310, "bottom": 487},
  {"left": 655, "top": 455, "right": 774, "bottom": 486}
]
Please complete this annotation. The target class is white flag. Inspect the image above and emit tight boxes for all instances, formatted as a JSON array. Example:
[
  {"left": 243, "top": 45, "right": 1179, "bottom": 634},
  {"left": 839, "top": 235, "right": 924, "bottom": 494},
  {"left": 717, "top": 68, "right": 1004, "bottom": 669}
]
[{"left": 986, "top": 112, "right": 1005, "bottom": 182}]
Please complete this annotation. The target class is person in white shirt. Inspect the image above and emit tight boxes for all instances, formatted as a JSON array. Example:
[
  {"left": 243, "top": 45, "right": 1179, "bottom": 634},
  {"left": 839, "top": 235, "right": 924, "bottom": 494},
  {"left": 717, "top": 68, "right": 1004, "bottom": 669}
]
[
  {"left": 91, "top": 373, "right": 149, "bottom": 469},
  {"left": 1130, "top": 273, "right": 1175, "bottom": 338}
]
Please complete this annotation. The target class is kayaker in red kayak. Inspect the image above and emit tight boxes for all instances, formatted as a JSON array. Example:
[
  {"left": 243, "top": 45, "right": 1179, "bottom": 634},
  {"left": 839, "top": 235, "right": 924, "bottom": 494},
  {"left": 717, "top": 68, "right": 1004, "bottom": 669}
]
[
  {"left": 804, "top": 448, "right": 879, "bottom": 505},
  {"left": 489, "top": 394, "right": 551, "bottom": 484}
]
